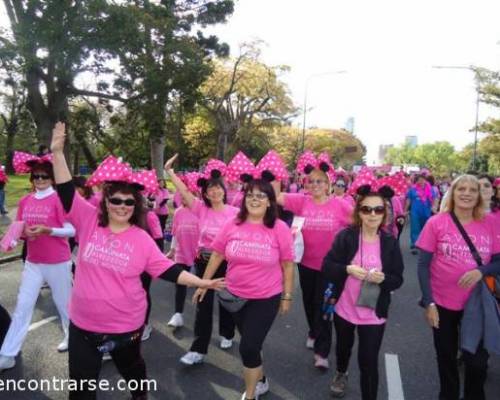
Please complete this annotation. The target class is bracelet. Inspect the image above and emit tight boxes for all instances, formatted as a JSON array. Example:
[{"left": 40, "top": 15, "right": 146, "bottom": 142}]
[{"left": 281, "top": 293, "right": 293, "bottom": 301}]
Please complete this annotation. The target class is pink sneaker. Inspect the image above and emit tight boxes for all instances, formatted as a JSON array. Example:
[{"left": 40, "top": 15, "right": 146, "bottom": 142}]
[{"left": 314, "top": 354, "right": 329, "bottom": 370}]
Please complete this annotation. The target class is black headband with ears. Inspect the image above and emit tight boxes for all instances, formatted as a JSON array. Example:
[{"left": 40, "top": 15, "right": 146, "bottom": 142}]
[
  {"left": 304, "top": 164, "right": 315, "bottom": 175},
  {"left": 210, "top": 169, "right": 221, "bottom": 179},
  {"left": 261, "top": 170, "right": 276, "bottom": 182},
  {"left": 197, "top": 177, "right": 208, "bottom": 189},
  {"left": 356, "top": 184, "right": 394, "bottom": 199},
  {"left": 319, "top": 162, "right": 330, "bottom": 173},
  {"left": 240, "top": 173, "right": 253, "bottom": 183}
]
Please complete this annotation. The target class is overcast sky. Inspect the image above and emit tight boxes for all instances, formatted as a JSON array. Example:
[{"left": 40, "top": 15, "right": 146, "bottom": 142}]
[{"left": 209, "top": 0, "right": 500, "bottom": 163}]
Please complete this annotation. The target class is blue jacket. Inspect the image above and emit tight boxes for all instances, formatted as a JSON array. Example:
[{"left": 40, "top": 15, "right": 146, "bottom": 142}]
[{"left": 461, "top": 281, "right": 500, "bottom": 356}]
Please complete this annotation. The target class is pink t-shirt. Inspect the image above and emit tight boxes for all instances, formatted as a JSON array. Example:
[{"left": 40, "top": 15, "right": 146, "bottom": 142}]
[
  {"left": 172, "top": 206, "right": 199, "bottom": 266},
  {"left": 88, "top": 192, "right": 102, "bottom": 207},
  {"left": 226, "top": 188, "right": 240, "bottom": 206},
  {"left": 230, "top": 191, "right": 244, "bottom": 208},
  {"left": 17, "top": 192, "right": 71, "bottom": 264},
  {"left": 146, "top": 211, "right": 163, "bottom": 239},
  {"left": 173, "top": 191, "right": 182, "bottom": 208},
  {"left": 416, "top": 212, "right": 500, "bottom": 311},
  {"left": 335, "top": 238, "right": 386, "bottom": 325},
  {"left": 284, "top": 194, "right": 353, "bottom": 270},
  {"left": 154, "top": 188, "right": 170, "bottom": 216},
  {"left": 67, "top": 193, "right": 175, "bottom": 333},
  {"left": 190, "top": 198, "right": 239, "bottom": 251},
  {"left": 339, "top": 194, "right": 355, "bottom": 208},
  {"left": 212, "top": 219, "right": 294, "bottom": 299}
]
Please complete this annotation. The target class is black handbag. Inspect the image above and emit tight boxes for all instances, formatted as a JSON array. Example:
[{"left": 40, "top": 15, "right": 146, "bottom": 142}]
[{"left": 217, "top": 288, "right": 248, "bottom": 313}]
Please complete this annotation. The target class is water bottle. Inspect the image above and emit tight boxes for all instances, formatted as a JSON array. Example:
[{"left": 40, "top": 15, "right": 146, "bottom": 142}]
[{"left": 97, "top": 340, "right": 117, "bottom": 353}]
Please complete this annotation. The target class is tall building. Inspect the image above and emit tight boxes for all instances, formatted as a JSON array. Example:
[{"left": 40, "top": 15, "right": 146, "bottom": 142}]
[
  {"left": 405, "top": 135, "right": 418, "bottom": 148},
  {"left": 344, "top": 117, "right": 355, "bottom": 133},
  {"left": 378, "top": 144, "right": 394, "bottom": 164}
]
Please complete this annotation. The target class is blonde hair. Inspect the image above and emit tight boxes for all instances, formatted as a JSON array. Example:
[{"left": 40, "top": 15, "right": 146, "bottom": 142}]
[{"left": 441, "top": 174, "right": 485, "bottom": 220}]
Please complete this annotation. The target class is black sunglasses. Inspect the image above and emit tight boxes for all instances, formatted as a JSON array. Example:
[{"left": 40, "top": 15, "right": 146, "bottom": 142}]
[
  {"left": 32, "top": 174, "right": 50, "bottom": 180},
  {"left": 359, "top": 205, "right": 385, "bottom": 215},
  {"left": 108, "top": 197, "right": 136, "bottom": 207}
]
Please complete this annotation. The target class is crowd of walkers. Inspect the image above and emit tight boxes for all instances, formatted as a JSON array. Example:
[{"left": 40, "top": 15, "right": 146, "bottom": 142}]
[{"left": 0, "top": 122, "right": 498, "bottom": 400}]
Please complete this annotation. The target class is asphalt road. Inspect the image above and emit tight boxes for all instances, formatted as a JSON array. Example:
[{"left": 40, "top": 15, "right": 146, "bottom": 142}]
[{"left": 0, "top": 227, "right": 499, "bottom": 400}]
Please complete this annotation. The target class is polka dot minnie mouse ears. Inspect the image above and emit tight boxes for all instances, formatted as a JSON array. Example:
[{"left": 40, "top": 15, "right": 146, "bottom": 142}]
[
  {"left": 226, "top": 151, "right": 256, "bottom": 183},
  {"left": 256, "top": 150, "right": 289, "bottom": 183},
  {"left": 13, "top": 151, "right": 53, "bottom": 174}
]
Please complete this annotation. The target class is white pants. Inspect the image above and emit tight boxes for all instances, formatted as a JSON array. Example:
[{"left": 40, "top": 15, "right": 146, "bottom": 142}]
[{"left": 0, "top": 260, "right": 72, "bottom": 357}]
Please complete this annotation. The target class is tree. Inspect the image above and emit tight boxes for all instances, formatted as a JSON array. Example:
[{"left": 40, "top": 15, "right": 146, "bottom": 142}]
[
  {"left": 99, "top": 0, "right": 234, "bottom": 175},
  {"left": 0, "top": 1, "right": 127, "bottom": 146},
  {"left": 201, "top": 42, "right": 296, "bottom": 161}
]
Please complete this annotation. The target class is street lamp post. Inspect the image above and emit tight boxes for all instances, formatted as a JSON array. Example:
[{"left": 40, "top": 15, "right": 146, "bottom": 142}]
[
  {"left": 432, "top": 65, "right": 481, "bottom": 171},
  {"left": 301, "top": 70, "right": 347, "bottom": 152}
]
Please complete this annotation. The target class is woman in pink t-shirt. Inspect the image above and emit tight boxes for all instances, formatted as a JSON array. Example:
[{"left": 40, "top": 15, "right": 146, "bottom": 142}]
[
  {"left": 322, "top": 185, "right": 404, "bottom": 399},
  {"left": 49, "top": 123, "right": 223, "bottom": 400},
  {"left": 0, "top": 159, "right": 75, "bottom": 372},
  {"left": 416, "top": 174, "right": 500, "bottom": 400},
  {"left": 153, "top": 179, "right": 170, "bottom": 233},
  {"left": 275, "top": 167, "right": 353, "bottom": 369},
  {"left": 194, "top": 179, "right": 295, "bottom": 400},
  {"left": 164, "top": 154, "right": 238, "bottom": 366}
]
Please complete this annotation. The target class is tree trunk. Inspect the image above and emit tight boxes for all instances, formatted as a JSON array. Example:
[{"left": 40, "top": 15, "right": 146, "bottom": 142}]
[
  {"left": 4, "top": 119, "right": 17, "bottom": 174},
  {"left": 150, "top": 135, "right": 166, "bottom": 178},
  {"left": 73, "top": 148, "right": 80, "bottom": 175},
  {"left": 73, "top": 128, "right": 97, "bottom": 171},
  {"left": 216, "top": 130, "right": 229, "bottom": 161}
]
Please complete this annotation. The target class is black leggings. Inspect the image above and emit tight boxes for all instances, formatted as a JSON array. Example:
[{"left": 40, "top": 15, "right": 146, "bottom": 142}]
[
  {"left": 297, "top": 264, "right": 332, "bottom": 357},
  {"left": 334, "top": 314, "right": 386, "bottom": 400},
  {"left": 158, "top": 214, "right": 168, "bottom": 234},
  {"left": 68, "top": 322, "right": 147, "bottom": 400},
  {"left": 190, "top": 257, "right": 235, "bottom": 354},
  {"left": 232, "top": 294, "right": 281, "bottom": 368},
  {"left": 174, "top": 264, "right": 191, "bottom": 313},
  {"left": 433, "top": 305, "right": 489, "bottom": 400}
]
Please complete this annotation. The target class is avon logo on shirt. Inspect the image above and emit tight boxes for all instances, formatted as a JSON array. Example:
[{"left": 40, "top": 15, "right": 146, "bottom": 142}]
[
  {"left": 227, "top": 231, "right": 274, "bottom": 262},
  {"left": 302, "top": 209, "right": 338, "bottom": 232},
  {"left": 439, "top": 233, "right": 491, "bottom": 265},
  {"left": 82, "top": 231, "right": 134, "bottom": 272},
  {"left": 178, "top": 223, "right": 198, "bottom": 234},
  {"left": 22, "top": 205, "right": 52, "bottom": 224}
]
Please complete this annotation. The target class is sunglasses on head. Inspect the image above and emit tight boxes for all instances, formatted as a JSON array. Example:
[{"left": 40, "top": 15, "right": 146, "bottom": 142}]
[
  {"left": 359, "top": 205, "right": 385, "bottom": 215},
  {"left": 32, "top": 174, "right": 50, "bottom": 181},
  {"left": 335, "top": 182, "right": 346, "bottom": 188},
  {"left": 108, "top": 197, "right": 136, "bottom": 207}
]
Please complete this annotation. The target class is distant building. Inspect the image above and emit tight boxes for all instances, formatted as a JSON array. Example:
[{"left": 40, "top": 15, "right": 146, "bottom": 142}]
[
  {"left": 405, "top": 135, "right": 418, "bottom": 148},
  {"left": 378, "top": 144, "right": 394, "bottom": 164},
  {"left": 344, "top": 117, "right": 355, "bottom": 133}
]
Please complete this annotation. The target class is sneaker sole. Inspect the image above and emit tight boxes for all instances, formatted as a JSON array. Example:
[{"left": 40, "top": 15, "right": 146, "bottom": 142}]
[{"left": 180, "top": 358, "right": 204, "bottom": 366}]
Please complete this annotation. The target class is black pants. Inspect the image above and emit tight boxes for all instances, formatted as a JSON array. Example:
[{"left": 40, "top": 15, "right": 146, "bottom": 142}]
[
  {"left": 433, "top": 305, "right": 489, "bottom": 400},
  {"left": 232, "top": 294, "right": 281, "bottom": 368},
  {"left": 190, "top": 257, "right": 235, "bottom": 354},
  {"left": 174, "top": 264, "right": 191, "bottom": 313},
  {"left": 140, "top": 273, "right": 152, "bottom": 325},
  {"left": 334, "top": 314, "right": 385, "bottom": 400},
  {"left": 298, "top": 264, "right": 332, "bottom": 357},
  {"left": 68, "top": 322, "right": 147, "bottom": 400},
  {"left": 158, "top": 214, "right": 168, "bottom": 234},
  {"left": 0, "top": 303, "right": 11, "bottom": 348}
]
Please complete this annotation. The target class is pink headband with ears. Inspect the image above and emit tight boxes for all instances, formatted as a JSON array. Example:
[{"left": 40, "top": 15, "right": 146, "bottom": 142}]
[
  {"left": 226, "top": 151, "right": 256, "bottom": 183},
  {"left": 203, "top": 159, "right": 227, "bottom": 180},
  {"left": 256, "top": 150, "right": 289, "bottom": 182}
]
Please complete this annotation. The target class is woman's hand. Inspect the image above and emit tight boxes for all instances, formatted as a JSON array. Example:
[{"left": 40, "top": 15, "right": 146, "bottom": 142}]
[
  {"left": 366, "top": 270, "right": 385, "bottom": 284},
  {"left": 199, "top": 277, "right": 225, "bottom": 291},
  {"left": 192, "top": 288, "right": 208, "bottom": 304},
  {"left": 425, "top": 304, "right": 439, "bottom": 329},
  {"left": 163, "top": 154, "right": 178, "bottom": 174},
  {"left": 50, "top": 122, "right": 66, "bottom": 153},
  {"left": 458, "top": 269, "right": 483, "bottom": 289},
  {"left": 346, "top": 265, "right": 368, "bottom": 280},
  {"left": 25, "top": 225, "right": 52, "bottom": 237},
  {"left": 279, "top": 299, "right": 292, "bottom": 315}
]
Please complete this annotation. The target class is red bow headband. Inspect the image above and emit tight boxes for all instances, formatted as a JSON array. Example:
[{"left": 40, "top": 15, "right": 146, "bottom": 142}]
[{"left": 13, "top": 151, "right": 53, "bottom": 174}]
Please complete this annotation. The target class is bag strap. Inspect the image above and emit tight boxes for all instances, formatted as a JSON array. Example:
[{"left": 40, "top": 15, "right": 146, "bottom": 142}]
[{"left": 449, "top": 211, "right": 483, "bottom": 267}]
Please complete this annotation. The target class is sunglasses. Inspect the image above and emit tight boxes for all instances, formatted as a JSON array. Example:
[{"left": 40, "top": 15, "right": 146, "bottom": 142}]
[
  {"left": 359, "top": 205, "right": 385, "bottom": 215},
  {"left": 32, "top": 174, "right": 50, "bottom": 181},
  {"left": 245, "top": 193, "right": 268, "bottom": 201},
  {"left": 335, "top": 183, "right": 346, "bottom": 188},
  {"left": 108, "top": 197, "right": 136, "bottom": 207}
]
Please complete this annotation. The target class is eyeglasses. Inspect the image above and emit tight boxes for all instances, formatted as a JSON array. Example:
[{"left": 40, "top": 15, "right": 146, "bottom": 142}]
[
  {"left": 32, "top": 174, "right": 50, "bottom": 180},
  {"left": 335, "top": 183, "right": 346, "bottom": 188},
  {"left": 308, "top": 179, "right": 326, "bottom": 185},
  {"left": 108, "top": 197, "right": 136, "bottom": 207},
  {"left": 359, "top": 205, "right": 385, "bottom": 215},
  {"left": 245, "top": 193, "right": 268, "bottom": 201}
]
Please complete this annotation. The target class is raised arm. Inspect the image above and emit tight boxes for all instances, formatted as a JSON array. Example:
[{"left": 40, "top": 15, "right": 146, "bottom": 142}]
[
  {"left": 50, "top": 122, "right": 72, "bottom": 184},
  {"left": 164, "top": 154, "right": 196, "bottom": 209}
]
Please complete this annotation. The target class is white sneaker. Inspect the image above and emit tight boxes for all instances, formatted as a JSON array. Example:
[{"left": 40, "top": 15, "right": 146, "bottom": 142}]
[
  {"left": 220, "top": 336, "right": 233, "bottom": 349},
  {"left": 0, "top": 355, "right": 15, "bottom": 371},
  {"left": 241, "top": 392, "right": 260, "bottom": 400},
  {"left": 306, "top": 336, "right": 315, "bottom": 349},
  {"left": 180, "top": 351, "right": 204, "bottom": 365},
  {"left": 167, "top": 313, "right": 184, "bottom": 328},
  {"left": 57, "top": 336, "right": 69, "bottom": 352},
  {"left": 102, "top": 353, "right": 112, "bottom": 362},
  {"left": 256, "top": 376, "right": 269, "bottom": 396},
  {"left": 141, "top": 324, "right": 152, "bottom": 341}
]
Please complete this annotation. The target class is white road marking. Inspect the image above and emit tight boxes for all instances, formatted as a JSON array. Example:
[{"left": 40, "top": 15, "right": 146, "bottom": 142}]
[
  {"left": 28, "top": 316, "right": 57, "bottom": 331},
  {"left": 385, "top": 353, "right": 405, "bottom": 400}
]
